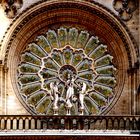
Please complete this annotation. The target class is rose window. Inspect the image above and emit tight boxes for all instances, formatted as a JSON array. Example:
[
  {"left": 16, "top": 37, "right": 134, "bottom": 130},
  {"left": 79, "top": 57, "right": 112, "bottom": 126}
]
[{"left": 17, "top": 27, "right": 116, "bottom": 115}]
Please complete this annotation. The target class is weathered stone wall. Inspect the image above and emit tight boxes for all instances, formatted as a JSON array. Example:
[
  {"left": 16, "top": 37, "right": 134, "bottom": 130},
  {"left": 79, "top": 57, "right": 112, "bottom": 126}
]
[{"left": 0, "top": 0, "right": 139, "bottom": 115}]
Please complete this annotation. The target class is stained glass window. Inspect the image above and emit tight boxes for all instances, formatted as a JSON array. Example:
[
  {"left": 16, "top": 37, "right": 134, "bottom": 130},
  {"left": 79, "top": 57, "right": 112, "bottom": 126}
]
[{"left": 17, "top": 27, "right": 116, "bottom": 115}]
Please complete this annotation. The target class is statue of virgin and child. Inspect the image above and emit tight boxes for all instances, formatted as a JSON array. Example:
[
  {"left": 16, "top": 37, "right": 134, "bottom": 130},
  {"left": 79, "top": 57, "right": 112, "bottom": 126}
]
[{"left": 49, "top": 74, "right": 86, "bottom": 115}]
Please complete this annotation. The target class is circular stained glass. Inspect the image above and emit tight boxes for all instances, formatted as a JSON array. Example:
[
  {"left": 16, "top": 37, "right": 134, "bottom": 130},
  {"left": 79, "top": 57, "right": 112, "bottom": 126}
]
[{"left": 17, "top": 27, "right": 116, "bottom": 115}]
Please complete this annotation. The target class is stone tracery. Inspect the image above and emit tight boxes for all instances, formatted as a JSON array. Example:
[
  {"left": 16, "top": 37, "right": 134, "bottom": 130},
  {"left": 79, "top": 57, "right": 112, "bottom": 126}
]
[{"left": 17, "top": 27, "right": 116, "bottom": 115}]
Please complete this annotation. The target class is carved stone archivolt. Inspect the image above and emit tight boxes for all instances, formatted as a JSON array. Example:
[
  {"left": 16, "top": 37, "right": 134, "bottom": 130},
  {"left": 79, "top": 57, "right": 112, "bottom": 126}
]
[{"left": 0, "top": 0, "right": 23, "bottom": 18}]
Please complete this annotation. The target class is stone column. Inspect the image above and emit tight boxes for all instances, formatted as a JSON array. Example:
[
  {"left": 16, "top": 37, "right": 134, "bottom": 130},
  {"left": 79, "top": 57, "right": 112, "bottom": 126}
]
[
  {"left": 135, "top": 61, "right": 140, "bottom": 114},
  {"left": 0, "top": 64, "right": 3, "bottom": 114},
  {"left": 3, "top": 65, "right": 8, "bottom": 115},
  {"left": 0, "top": 63, "right": 8, "bottom": 115},
  {"left": 133, "top": 62, "right": 139, "bottom": 115},
  {"left": 128, "top": 62, "right": 139, "bottom": 115}
]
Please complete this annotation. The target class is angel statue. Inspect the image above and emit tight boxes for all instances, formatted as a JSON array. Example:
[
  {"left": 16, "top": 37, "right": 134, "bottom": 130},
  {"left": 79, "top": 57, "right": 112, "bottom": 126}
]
[
  {"left": 50, "top": 82, "right": 60, "bottom": 115},
  {"left": 79, "top": 82, "right": 86, "bottom": 115}
]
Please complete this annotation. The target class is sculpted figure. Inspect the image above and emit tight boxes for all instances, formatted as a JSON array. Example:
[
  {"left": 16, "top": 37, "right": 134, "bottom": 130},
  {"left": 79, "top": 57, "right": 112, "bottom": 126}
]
[
  {"left": 79, "top": 82, "right": 86, "bottom": 115},
  {"left": 1, "top": 0, "right": 23, "bottom": 18},
  {"left": 50, "top": 82, "right": 54, "bottom": 101},
  {"left": 50, "top": 82, "right": 60, "bottom": 115},
  {"left": 65, "top": 74, "right": 75, "bottom": 115}
]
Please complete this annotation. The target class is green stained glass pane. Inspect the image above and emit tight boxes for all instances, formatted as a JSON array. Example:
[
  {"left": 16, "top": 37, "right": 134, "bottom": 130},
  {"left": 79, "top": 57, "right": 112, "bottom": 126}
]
[
  {"left": 21, "top": 83, "right": 41, "bottom": 96},
  {"left": 19, "top": 64, "right": 39, "bottom": 73},
  {"left": 36, "top": 35, "right": 51, "bottom": 53},
  {"left": 96, "top": 76, "right": 116, "bottom": 87},
  {"left": 27, "top": 92, "right": 45, "bottom": 106},
  {"left": 90, "top": 93, "right": 106, "bottom": 106},
  {"left": 52, "top": 50, "right": 63, "bottom": 66},
  {"left": 84, "top": 98, "right": 97, "bottom": 114},
  {"left": 90, "top": 44, "right": 107, "bottom": 60},
  {"left": 95, "top": 55, "right": 113, "bottom": 67},
  {"left": 22, "top": 53, "right": 41, "bottom": 66},
  {"left": 44, "top": 58, "right": 59, "bottom": 70},
  {"left": 68, "top": 28, "right": 78, "bottom": 47},
  {"left": 85, "top": 36, "right": 99, "bottom": 55},
  {"left": 78, "top": 59, "right": 92, "bottom": 71},
  {"left": 28, "top": 43, "right": 46, "bottom": 58},
  {"left": 19, "top": 75, "right": 40, "bottom": 84},
  {"left": 40, "top": 69, "right": 57, "bottom": 79},
  {"left": 77, "top": 31, "right": 89, "bottom": 48},
  {"left": 47, "top": 30, "right": 59, "bottom": 48},
  {"left": 96, "top": 66, "right": 116, "bottom": 75},
  {"left": 63, "top": 47, "right": 73, "bottom": 64},
  {"left": 36, "top": 97, "right": 51, "bottom": 114},
  {"left": 94, "top": 84, "right": 112, "bottom": 97},
  {"left": 80, "top": 73, "right": 93, "bottom": 80},
  {"left": 58, "top": 27, "right": 67, "bottom": 48},
  {"left": 72, "top": 51, "right": 84, "bottom": 66}
]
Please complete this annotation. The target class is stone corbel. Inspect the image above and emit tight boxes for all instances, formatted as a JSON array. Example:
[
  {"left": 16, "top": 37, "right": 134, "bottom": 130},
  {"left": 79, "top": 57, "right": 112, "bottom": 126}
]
[
  {"left": 113, "top": 0, "right": 138, "bottom": 21},
  {"left": 0, "top": 0, "right": 23, "bottom": 19}
]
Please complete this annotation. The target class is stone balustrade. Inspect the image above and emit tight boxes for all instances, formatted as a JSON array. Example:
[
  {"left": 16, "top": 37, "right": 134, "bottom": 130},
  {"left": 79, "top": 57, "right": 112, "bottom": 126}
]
[{"left": 0, "top": 115, "right": 139, "bottom": 132}]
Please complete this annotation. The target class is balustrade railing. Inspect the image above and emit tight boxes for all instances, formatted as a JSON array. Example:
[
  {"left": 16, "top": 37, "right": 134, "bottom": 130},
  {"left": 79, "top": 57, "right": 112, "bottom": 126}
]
[{"left": 0, "top": 115, "right": 140, "bottom": 131}]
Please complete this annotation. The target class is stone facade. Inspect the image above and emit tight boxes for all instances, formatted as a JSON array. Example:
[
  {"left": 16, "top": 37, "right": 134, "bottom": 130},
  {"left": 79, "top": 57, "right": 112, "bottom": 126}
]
[{"left": 0, "top": 0, "right": 139, "bottom": 116}]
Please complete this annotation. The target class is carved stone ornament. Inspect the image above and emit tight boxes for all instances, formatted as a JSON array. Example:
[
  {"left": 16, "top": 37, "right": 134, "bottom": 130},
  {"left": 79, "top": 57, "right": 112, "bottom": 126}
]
[
  {"left": 17, "top": 27, "right": 116, "bottom": 115},
  {"left": 0, "top": 0, "right": 23, "bottom": 18},
  {"left": 113, "top": 0, "right": 138, "bottom": 21}
]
